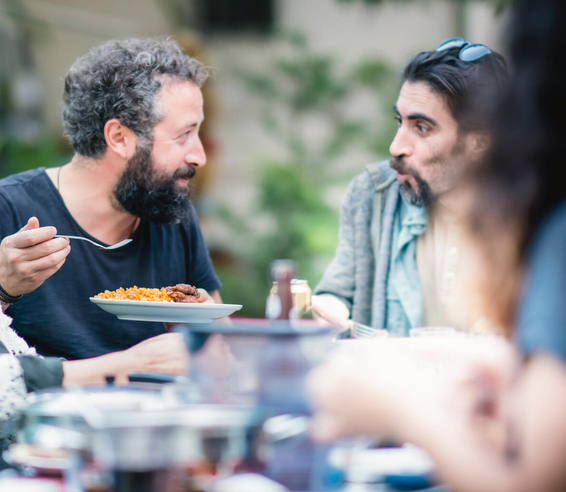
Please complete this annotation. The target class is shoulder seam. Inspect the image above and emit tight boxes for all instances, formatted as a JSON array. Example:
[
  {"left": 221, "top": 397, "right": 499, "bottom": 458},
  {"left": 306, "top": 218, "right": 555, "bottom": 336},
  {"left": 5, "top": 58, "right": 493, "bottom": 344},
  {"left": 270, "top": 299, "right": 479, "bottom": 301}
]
[
  {"left": 0, "top": 189, "right": 18, "bottom": 226},
  {"left": 0, "top": 169, "right": 46, "bottom": 190}
]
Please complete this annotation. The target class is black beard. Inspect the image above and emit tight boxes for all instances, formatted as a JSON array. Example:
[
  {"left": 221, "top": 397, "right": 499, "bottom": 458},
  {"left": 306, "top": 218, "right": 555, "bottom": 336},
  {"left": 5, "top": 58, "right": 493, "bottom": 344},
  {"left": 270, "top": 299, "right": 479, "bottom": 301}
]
[
  {"left": 113, "top": 144, "right": 195, "bottom": 225},
  {"left": 390, "top": 156, "right": 433, "bottom": 207}
]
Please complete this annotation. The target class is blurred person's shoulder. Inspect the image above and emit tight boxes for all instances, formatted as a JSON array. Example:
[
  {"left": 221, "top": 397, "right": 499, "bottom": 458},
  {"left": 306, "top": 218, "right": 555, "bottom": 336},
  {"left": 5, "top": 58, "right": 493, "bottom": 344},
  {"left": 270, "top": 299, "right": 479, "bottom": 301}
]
[
  {"left": 530, "top": 198, "right": 566, "bottom": 257},
  {"left": 0, "top": 168, "right": 52, "bottom": 217},
  {"left": 518, "top": 198, "right": 566, "bottom": 362}
]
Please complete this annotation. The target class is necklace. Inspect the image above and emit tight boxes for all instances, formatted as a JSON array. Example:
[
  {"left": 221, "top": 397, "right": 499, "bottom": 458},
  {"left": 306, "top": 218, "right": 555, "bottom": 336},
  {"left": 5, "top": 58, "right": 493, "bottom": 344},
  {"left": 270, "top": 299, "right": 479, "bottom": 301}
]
[
  {"left": 56, "top": 165, "right": 63, "bottom": 191},
  {"left": 57, "top": 165, "right": 139, "bottom": 240},
  {"left": 129, "top": 217, "right": 140, "bottom": 239}
]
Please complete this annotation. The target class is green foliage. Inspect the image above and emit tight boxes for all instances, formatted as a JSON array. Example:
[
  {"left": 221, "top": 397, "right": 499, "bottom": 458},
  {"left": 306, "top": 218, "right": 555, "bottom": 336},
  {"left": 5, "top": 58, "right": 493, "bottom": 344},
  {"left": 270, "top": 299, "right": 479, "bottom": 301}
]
[
  {"left": 216, "top": 34, "right": 399, "bottom": 316},
  {"left": 0, "top": 136, "right": 68, "bottom": 178}
]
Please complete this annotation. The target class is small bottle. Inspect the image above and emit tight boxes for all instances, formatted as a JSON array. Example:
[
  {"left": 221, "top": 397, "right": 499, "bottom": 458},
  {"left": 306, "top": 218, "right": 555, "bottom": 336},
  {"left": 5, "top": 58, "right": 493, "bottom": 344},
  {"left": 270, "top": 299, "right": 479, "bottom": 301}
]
[
  {"left": 266, "top": 260, "right": 296, "bottom": 321},
  {"left": 260, "top": 261, "right": 315, "bottom": 491},
  {"left": 269, "top": 279, "right": 312, "bottom": 318}
]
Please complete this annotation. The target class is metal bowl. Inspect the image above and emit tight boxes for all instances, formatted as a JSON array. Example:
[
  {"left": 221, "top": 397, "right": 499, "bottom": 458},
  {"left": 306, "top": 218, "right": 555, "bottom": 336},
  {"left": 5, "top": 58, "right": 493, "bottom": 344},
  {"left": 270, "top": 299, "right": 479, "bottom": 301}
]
[{"left": 17, "top": 384, "right": 266, "bottom": 472}]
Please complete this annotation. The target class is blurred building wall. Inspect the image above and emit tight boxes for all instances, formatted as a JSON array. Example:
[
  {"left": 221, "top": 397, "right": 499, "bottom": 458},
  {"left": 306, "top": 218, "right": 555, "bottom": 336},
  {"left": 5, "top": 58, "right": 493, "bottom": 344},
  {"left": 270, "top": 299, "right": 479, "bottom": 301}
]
[
  {"left": 0, "top": 0, "right": 507, "bottom": 220},
  {"left": 203, "top": 0, "right": 507, "bottom": 241},
  {"left": 2, "top": 0, "right": 171, "bottom": 131}
]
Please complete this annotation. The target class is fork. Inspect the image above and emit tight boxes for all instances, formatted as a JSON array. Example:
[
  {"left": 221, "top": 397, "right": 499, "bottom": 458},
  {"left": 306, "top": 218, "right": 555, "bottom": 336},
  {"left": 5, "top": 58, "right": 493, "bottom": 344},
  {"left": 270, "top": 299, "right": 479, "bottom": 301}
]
[
  {"left": 352, "top": 321, "right": 389, "bottom": 339},
  {"left": 54, "top": 235, "right": 132, "bottom": 250},
  {"left": 352, "top": 321, "right": 376, "bottom": 339}
]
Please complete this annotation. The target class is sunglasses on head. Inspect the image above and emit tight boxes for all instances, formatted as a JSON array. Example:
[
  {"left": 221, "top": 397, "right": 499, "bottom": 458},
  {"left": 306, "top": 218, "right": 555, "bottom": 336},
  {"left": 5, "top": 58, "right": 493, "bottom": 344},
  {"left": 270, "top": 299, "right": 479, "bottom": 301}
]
[{"left": 436, "top": 37, "right": 493, "bottom": 62}]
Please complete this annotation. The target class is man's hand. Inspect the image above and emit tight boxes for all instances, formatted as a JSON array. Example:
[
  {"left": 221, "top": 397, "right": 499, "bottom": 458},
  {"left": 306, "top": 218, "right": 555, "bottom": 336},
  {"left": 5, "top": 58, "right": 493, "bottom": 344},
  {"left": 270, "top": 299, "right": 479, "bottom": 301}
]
[
  {"left": 307, "top": 341, "right": 419, "bottom": 441},
  {"left": 197, "top": 288, "right": 215, "bottom": 304},
  {"left": 307, "top": 335, "right": 519, "bottom": 445},
  {"left": 122, "top": 332, "right": 189, "bottom": 377},
  {"left": 62, "top": 332, "right": 190, "bottom": 386},
  {"left": 311, "top": 294, "right": 351, "bottom": 331},
  {"left": 164, "top": 288, "right": 218, "bottom": 332},
  {"left": 0, "top": 217, "right": 71, "bottom": 296}
]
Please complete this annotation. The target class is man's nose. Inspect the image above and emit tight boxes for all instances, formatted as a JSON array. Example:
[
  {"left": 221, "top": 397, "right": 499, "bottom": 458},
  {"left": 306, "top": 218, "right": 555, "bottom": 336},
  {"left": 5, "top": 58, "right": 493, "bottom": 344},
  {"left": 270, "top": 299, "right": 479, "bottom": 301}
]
[
  {"left": 185, "top": 136, "right": 207, "bottom": 168},
  {"left": 389, "top": 127, "right": 412, "bottom": 158}
]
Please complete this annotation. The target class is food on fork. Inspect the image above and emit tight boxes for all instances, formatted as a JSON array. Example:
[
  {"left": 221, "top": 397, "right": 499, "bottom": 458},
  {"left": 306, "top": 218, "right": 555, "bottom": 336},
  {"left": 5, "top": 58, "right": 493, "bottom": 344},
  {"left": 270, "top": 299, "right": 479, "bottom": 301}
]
[{"left": 94, "top": 284, "right": 203, "bottom": 303}]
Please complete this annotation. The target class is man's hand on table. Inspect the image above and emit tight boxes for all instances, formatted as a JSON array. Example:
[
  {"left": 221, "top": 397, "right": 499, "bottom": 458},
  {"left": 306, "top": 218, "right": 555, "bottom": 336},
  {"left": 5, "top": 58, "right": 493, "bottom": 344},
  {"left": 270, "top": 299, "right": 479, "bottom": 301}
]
[
  {"left": 0, "top": 217, "right": 70, "bottom": 297},
  {"left": 122, "top": 332, "right": 189, "bottom": 378},
  {"left": 63, "top": 332, "right": 190, "bottom": 386}
]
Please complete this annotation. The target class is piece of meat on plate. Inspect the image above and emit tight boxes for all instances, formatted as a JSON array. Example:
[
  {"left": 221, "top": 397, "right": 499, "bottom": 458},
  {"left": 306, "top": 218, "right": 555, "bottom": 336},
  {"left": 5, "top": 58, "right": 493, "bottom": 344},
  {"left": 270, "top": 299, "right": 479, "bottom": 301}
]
[{"left": 165, "top": 284, "right": 202, "bottom": 303}]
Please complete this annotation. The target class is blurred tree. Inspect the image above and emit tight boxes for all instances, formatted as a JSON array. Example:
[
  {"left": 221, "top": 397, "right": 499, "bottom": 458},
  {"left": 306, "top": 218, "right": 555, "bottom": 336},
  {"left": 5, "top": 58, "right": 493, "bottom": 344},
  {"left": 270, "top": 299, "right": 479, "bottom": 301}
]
[{"left": 215, "top": 33, "right": 399, "bottom": 316}]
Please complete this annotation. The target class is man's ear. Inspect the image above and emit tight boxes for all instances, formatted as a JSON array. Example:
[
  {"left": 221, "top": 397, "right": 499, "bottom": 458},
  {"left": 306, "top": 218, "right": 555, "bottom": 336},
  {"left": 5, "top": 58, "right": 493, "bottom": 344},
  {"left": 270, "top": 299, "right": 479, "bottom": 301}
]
[
  {"left": 469, "top": 131, "right": 491, "bottom": 155},
  {"left": 104, "top": 119, "right": 137, "bottom": 160}
]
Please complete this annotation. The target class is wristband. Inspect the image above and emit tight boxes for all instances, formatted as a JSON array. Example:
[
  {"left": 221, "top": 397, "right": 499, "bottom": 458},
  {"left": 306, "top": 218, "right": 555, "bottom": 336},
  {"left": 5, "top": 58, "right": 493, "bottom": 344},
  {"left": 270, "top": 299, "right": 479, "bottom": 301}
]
[{"left": 0, "top": 284, "right": 23, "bottom": 304}]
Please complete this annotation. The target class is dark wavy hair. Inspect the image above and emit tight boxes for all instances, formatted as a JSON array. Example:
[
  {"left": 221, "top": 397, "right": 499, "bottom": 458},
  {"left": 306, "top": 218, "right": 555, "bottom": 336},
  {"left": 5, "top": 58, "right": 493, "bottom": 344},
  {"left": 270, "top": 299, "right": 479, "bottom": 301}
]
[
  {"left": 62, "top": 37, "right": 208, "bottom": 158},
  {"left": 466, "top": 0, "right": 566, "bottom": 330},
  {"left": 402, "top": 47, "right": 508, "bottom": 134}
]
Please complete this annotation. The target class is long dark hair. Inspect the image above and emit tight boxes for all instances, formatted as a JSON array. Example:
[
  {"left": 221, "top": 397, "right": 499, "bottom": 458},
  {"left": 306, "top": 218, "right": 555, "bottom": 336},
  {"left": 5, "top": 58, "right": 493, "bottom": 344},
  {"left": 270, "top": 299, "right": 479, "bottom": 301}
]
[
  {"left": 467, "top": 0, "right": 566, "bottom": 330},
  {"left": 402, "top": 48, "right": 507, "bottom": 134}
]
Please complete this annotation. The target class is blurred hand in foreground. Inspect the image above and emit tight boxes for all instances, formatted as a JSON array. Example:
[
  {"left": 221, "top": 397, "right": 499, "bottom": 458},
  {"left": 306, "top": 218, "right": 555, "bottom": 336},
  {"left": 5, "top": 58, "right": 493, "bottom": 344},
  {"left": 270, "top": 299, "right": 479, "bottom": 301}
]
[
  {"left": 0, "top": 217, "right": 70, "bottom": 297},
  {"left": 307, "top": 335, "right": 518, "bottom": 452}
]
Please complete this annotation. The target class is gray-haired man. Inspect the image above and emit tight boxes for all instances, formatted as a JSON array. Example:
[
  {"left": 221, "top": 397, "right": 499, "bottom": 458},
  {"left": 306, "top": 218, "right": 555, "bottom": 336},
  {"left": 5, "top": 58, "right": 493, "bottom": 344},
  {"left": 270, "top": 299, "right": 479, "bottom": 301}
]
[{"left": 0, "top": 38, "right": 221, "bottom": 375}]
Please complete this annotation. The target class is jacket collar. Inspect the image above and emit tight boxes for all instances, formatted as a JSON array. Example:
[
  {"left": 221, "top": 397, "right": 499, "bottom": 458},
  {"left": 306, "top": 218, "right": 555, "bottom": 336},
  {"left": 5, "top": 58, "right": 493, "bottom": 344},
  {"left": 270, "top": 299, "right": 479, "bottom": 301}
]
[{"left": 365, "top": 160, "right": 397, "bottom": 191}]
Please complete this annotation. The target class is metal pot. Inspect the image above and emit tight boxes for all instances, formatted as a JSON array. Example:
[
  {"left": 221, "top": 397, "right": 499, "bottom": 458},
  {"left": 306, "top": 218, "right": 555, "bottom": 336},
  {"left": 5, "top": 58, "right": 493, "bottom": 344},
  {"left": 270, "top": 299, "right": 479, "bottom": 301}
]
[
  {"left": 11, "top": 383, "right": 273, "bottom": 492},
  {"left": 18, "top": 384, "right": 266, "bottom": 471}
]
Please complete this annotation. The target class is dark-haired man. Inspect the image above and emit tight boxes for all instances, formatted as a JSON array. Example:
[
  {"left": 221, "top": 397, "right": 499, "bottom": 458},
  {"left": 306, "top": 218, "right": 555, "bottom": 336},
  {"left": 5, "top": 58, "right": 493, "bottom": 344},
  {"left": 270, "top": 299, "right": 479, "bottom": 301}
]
[
  {"left": 0, "top": 38, "right": 221, "bottom": 372},
  {"left": 313, "top": 39, "right": 507, "bottom": 337}
]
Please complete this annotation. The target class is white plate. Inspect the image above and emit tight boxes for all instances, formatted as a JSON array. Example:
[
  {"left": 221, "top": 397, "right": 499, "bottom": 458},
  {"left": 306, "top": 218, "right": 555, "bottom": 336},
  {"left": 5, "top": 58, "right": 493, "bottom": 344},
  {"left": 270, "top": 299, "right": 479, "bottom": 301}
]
[{"left": 90, "top": 298, "right": 242, "bottom": 323}]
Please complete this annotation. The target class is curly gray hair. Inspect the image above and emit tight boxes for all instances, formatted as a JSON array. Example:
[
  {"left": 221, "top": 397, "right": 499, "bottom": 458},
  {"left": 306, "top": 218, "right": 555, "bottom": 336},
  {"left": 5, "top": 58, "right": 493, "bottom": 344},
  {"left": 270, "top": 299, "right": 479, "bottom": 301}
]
[{"left": 62, "top": 37, "right": 208, "bottom": 158}]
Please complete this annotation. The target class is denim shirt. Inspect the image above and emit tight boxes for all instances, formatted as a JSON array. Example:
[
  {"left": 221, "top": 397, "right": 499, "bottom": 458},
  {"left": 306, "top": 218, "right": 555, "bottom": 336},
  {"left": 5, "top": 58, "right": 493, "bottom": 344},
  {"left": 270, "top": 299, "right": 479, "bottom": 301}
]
[
  {"left": 385, "top": 196, "right": 427, "bottom": 336},
  {"left": 314, "top": 160, "right": 429, "bottom": 335}
]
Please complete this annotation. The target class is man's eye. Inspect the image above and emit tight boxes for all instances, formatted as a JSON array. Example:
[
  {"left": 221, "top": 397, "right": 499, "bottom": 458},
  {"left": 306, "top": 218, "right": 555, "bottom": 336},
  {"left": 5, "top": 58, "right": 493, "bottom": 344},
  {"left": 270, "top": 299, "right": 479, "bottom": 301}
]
[
  {"left": 416, "top": 124, "right": 429, "bottom": 134},
  {"left": 395, "top": 118, "right": 402, "bottom": 127}
]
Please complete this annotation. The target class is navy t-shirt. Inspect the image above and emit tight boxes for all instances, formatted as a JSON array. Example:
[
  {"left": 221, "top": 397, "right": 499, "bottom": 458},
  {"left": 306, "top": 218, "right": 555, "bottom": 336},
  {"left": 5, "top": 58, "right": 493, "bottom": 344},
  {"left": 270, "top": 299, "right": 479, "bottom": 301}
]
[
  {"left": 517, "top": 199, "right": 566, "bottom": 362},
  {"left": 0, "top": 169, "right": 221, "bottom": 359}
]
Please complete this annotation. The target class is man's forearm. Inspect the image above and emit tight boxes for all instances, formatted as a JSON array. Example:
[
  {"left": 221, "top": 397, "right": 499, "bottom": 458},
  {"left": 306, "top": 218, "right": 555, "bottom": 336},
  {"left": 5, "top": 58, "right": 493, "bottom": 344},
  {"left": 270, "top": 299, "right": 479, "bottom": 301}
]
[{"left": 62, "top": 351, "right": 131, "bottom": 386}]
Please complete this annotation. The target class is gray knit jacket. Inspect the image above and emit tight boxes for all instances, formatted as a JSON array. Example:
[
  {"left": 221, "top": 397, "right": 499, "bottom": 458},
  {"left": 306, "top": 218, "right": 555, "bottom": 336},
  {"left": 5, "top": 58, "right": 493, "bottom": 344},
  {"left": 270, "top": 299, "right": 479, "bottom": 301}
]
[{"left": 314, "top": 160, "right": 401, "bottom": 328}]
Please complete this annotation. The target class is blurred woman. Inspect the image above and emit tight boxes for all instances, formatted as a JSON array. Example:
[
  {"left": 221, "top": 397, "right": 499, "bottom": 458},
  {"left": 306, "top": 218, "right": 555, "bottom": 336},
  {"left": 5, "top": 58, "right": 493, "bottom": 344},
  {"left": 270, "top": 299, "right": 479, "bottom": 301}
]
[{"left": 307, "top": 0, "right": 566, "bottom": 490}]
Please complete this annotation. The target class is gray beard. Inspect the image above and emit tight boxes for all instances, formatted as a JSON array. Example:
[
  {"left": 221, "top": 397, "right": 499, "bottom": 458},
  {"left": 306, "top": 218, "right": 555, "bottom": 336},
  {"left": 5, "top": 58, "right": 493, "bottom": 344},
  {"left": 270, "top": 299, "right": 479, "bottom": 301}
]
[
  {"left": 113, "top": 144, "right": 195, "bottom": 225},
  {"left": 398, "top": 178, "right": 433, "bottom": 207}
]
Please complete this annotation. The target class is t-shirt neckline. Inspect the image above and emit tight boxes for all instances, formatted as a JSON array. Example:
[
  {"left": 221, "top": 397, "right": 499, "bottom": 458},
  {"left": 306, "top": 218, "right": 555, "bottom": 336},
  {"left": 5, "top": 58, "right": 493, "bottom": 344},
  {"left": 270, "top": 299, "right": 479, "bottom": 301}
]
[{"left": 39, "top": 167, "right": 143, "bottom": 248}]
